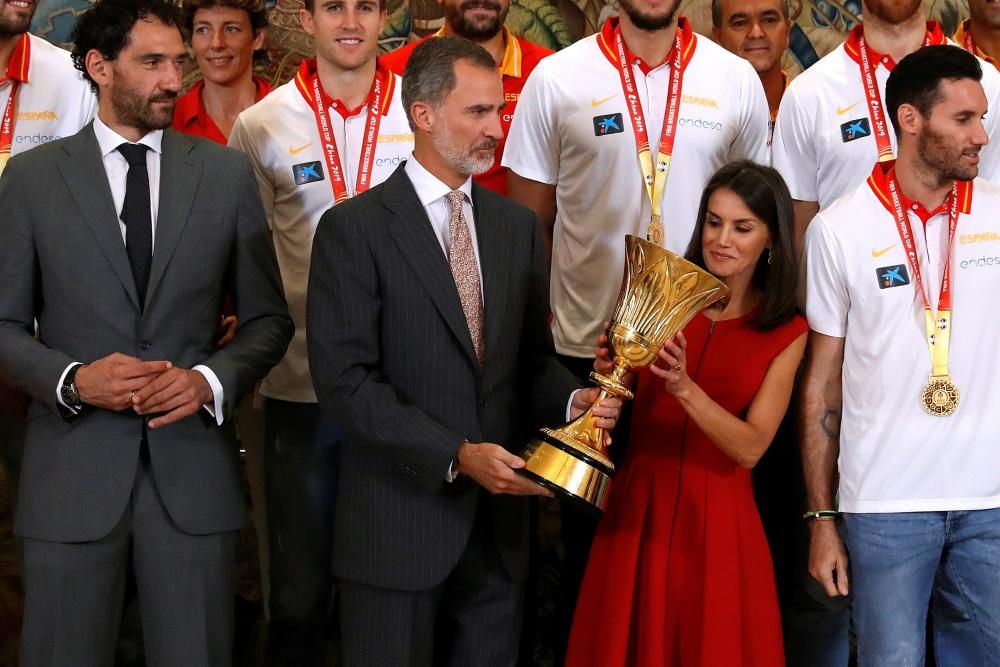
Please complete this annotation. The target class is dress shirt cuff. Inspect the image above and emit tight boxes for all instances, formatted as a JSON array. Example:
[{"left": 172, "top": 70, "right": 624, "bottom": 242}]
[
  {"left": 446, "top": 460, "right": 459, "bottom": 482},
  {"left": 567, "top": 388, "right": 586, "bottom": 421},
  {"left": 56, "top": 362, "right": 84, "bottom": 413},
  {"left": 193, "top": 365, "right": 224, "bottom": 425}
]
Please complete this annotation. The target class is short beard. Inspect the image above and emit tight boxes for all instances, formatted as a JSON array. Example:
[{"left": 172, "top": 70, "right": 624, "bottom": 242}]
[
  {"left": 917, "top": 125, "right": 979, "bottom": 183},
  {"left": 445, "top": 0, "right": 508, "bottom": 41},
  {"left": 864, "top": 0, "right": 922, "bottom": 25},
  {"left": 620, "top": 0, "right": 678, "bottom": 31},
  {"left": 111, "top": 82, "right": 176, "bottom": 136},
  {"left": 0, "top": 11, "right": 32, "bottom": 38},
  {"left": 431, "top": 117, "right": 497, "bottom": 176}
]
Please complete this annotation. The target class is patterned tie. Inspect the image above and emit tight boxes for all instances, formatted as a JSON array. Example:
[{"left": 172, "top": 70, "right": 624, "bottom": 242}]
[
  {"left": 445, "top": 190, "right": 485, "bottom": 367},
  {"left": 117, "top": 143, "right": 153, "bottom": 308}
]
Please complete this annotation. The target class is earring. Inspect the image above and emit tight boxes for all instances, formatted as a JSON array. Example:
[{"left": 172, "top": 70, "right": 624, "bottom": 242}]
[{"left": 766, "top": 248, "right": 773, "bottom": 265}]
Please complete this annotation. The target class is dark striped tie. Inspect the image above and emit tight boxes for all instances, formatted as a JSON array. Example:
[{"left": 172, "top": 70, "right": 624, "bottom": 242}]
[{"left": 117, "top": 143, "right": 152, "bottom": 307}]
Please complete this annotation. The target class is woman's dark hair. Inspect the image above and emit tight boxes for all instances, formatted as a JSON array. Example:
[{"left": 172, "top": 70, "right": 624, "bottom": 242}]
[
  {"left": 71, "top": 0, "right": 184, "bottom": 94},
  {"left": 684, "top": 160, "right": 798, "bottom": 331}
]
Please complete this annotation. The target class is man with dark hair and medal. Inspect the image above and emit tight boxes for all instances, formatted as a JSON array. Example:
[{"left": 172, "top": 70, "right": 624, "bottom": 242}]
[{"left": 802, "top": 44, "right": 1000, "bottom": 666}]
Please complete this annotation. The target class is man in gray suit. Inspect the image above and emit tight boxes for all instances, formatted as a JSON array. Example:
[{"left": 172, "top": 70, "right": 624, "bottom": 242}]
[
  {"left": 308, "top": 37, "right": 620, "bottom": 666},
  {"left": 0, "top": 1, "right": 293, "bottom": 665}
]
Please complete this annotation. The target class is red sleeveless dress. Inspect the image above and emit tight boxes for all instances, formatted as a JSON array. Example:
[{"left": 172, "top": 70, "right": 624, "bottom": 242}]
[{"left": 565, "top": 312, "right": 807, "bottom": 667}]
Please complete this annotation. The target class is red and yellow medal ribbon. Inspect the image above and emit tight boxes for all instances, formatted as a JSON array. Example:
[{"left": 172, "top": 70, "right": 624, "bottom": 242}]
[
  {"left": 295, "top": 60, "right": 390, "bottom": 204},
  {"left": 611, "top": 23, "right": 691, "bottom": 246},
  {"left": 884, "top": 170, "right": 960, "bottom": 378}
]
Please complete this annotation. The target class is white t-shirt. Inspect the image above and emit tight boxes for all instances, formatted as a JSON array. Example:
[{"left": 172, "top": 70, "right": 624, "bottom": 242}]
[
  {"left": 502, "top": 17, "right": 769, "bottom": 357},
  {"left": 228, "top": 60, "right": 414, "bottom": 402},
  {"left": 0, "top": 33, "right": 96, "bottom": 159},
  {"left": 805, "top": 162, "right": 1000, "bottom": 513},
  {"left": 773, "top": 23, "right": 1000, "bottom": 208}
]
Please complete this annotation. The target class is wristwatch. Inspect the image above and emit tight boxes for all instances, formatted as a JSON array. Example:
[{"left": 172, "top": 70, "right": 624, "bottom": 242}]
[{"left": 60, "top": 364, "right": 84, "bottom": 412}]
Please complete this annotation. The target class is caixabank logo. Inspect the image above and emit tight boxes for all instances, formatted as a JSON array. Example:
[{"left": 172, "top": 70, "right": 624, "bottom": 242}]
[
  {"left": 292, "top": 161, "right": 324, "bottom": 186},
  {"left": 841, "top": 117, "right": 870, "bottom": 143},
  {"left": 593, "top": 113, "right": 624, "bottom": 137},
  {"left": 875, "top": 264, "right": 910, "bottom": 289}
]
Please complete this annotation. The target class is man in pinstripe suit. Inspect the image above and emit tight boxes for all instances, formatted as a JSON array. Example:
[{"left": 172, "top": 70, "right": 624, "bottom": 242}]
[{"left": 307, "top": 37, "right": 620, "bottom": 666}]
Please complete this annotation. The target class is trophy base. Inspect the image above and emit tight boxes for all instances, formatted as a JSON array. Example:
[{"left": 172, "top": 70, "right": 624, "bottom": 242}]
[{"left": 518, "top": 429, "right": 613, "bottom": 513}]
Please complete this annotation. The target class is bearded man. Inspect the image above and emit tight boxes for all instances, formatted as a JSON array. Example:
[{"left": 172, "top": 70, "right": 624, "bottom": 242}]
[
  {"left": 306, "top": 36, "right": 621, "bottom": 667},
  {"left": 381, "top": 0, "right": 552, "bottom": 194},
  {"left": 0, "top": 1, "right": 292, "bottom": 664}
]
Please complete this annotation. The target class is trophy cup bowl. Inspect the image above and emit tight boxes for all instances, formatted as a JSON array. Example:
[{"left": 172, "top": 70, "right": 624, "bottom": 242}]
[{"left": 517, "top": 235, "right": 729, "bottom": 512}]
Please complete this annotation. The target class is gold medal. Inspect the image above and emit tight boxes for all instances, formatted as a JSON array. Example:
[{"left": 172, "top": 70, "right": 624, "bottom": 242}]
[
  {"left": 647, "top": 214, "right": 664, "bottom": 246},
  {"left": 921, "top": 375, "right": 959, "bottom": 416}
]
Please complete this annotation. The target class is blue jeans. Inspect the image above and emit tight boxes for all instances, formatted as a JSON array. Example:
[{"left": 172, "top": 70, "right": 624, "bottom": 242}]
[
  {"left": 264, "top": 399, "right": 342, "bottom": 667},
  {"left": 845, "top": 509, "right": 1000, "bottom": 666}
]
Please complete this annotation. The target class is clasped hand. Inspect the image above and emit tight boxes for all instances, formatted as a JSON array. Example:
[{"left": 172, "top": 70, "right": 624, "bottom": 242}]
[{"left": 74, "top": 352, "right": 213, "bottom": 429}]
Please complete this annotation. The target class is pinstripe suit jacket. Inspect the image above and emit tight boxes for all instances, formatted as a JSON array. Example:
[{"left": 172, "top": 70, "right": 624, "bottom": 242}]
[{"left": 308, "top": 164, "right": 579, "bottom": 591}]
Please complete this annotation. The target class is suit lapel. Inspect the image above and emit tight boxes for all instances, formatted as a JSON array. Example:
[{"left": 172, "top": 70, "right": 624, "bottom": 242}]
[
  {"left": 56, "top": 124, "right": 141, "bottom": 311},
  {"left": 472, "top": 183, "right": 509, "bottom": 360},
  {"left": 382, "top": 166, "right": 480, "bottom": 369},
  {"left": 146, "top": 130, "right": 202, "bottom": 308}
]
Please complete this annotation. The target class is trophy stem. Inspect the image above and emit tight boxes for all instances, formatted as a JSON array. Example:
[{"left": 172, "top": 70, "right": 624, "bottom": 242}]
[
  {"left": 539, "top": 389, "right": 613, "bottom": 469},
  {"left": 590, "top": 361, "right": 635, "bottom": 401}
]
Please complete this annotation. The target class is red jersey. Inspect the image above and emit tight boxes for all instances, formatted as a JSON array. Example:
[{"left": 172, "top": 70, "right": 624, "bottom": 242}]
[
  {"left": 173, "top": 75, "right": 272, "bottom": 145},
  {"left": 381, "top": 27, "right": 552, "bottom": 194}
]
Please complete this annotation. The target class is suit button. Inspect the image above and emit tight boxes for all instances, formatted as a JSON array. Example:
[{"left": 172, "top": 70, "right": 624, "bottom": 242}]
[
  {"left": 139, "top": 341, "right": 151, "bottom": 351},
  {"left": 479, "top": 400, "right": 488, "bottom": 408}
]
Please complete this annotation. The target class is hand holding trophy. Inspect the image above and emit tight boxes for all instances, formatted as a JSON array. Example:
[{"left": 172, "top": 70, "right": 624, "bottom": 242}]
[{"left": 517, "top": 235, "right": 728, "bottom": 511}]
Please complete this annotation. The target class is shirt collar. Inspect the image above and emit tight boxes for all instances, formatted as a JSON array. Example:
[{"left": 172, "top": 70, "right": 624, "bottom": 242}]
[
  {"left": 433, "top": 25, "right": 523, "bottom": 78},
  {"left": 770, "top": 70, "right": 790, "bottom": 122},
  {"left": 175, "top": 76, "right": 272, "bottom": 128},
  {"left": 403, "top": 153, "right": 474, "bottom": 209},
  {"left": 596, "top": 16, "right": 697, "bottom": 74},
  {"left": 93, "top": 114, "right": 163, "bottom": 159},
  {"left": 2, "top": 33, "right": 30, "bottom": 85},
  {"left": 844, "top": 21, "right": 947, "bottom": 69},
  {"left": 866, "top": 160, "right": 973, "bottom": 224},
  {"left": 294, "top": 58, "right": 395, "bottom": 118},
  {"left": 174, "top": 79, "right": 206, "bottom": 129}
]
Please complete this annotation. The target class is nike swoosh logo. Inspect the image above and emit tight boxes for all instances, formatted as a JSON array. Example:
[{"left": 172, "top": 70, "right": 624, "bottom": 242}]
[
  {"left": 591, "top": 95, "right": 616, "bottom": 107},
  {"left": 872, "top": 244, "right": 898, "bottom": 257},
  {"left": 288, "top": 142, "right": 314, "bottom": 155},
  {"left": 837, "top": 101, "right": 861, "bottom": 116}
]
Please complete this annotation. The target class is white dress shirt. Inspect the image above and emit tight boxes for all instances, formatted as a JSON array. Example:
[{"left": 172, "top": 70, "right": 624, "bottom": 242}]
[
  {"left": 56, "top": 116, "right": 223, "bottom": 423},
  {"left": 403, "top": 153, "right": 483, "bottom": 293}
]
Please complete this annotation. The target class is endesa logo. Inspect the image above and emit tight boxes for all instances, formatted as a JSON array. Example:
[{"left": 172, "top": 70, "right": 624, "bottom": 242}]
[
  {"left": 375, "top": 155, "right": 406, "bottom": 167},
  {"left": 679, "top": 117, "right": 723, "bottom": 131},
  {"left": 960, "top": 255, "right": 1000, "bottom": 269},
  {"left": 15, "top": 134, "right": 62, "bottom": 145}
]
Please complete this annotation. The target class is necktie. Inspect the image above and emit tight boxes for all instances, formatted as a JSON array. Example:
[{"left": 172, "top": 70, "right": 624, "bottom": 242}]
[
  {"left": 445, "top": 190, "right": 485, "bottom": 367},
  {"left": 117, "top": 143, "right": 152, "bottom": 308}
]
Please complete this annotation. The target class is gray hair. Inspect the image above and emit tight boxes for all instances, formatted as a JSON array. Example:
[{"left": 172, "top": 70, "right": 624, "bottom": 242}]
[
  {"left": 401, "top": 36, "right": 497, "bottom": 131},
  {"left": 711, "top": 0, "right": 791, "bottom": 27}
]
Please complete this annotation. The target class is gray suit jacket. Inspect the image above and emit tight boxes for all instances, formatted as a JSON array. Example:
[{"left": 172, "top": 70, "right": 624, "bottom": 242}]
[
  {"left": 308, "top": 164, "right": 579, "bottom": 592},
  {"left": 0, "top": 124, "right": 293, "bottom": 543}
]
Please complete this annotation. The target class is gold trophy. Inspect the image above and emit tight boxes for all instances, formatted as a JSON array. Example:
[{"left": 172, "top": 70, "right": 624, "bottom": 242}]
[{"left": 518, "top": 235, "right": 729, "bottom": 512}]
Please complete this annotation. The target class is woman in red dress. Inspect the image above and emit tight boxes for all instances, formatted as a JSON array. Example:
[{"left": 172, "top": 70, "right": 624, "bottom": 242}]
[{"left": 566, "top": 161, "right": 806, "bottom": 667}]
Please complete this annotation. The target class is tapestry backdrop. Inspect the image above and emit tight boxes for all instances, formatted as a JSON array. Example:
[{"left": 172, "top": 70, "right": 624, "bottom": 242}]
[{"left": 32, "top": 0, "right": 971, "bottom": 88}]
